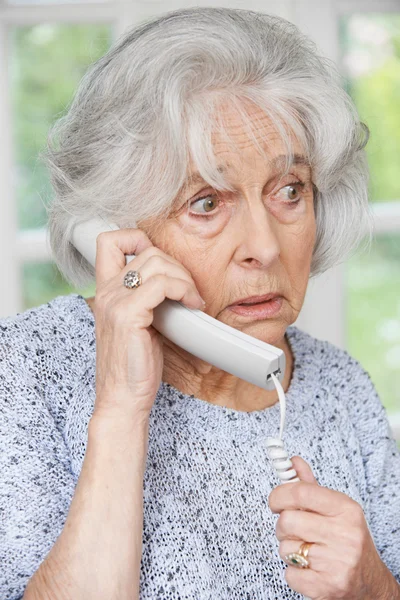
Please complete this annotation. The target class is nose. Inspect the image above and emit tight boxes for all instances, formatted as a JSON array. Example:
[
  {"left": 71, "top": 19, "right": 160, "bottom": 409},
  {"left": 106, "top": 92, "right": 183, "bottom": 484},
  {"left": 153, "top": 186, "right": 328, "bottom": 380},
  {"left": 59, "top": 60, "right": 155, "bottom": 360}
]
[{"left": 236, "top": 204, "right": 280, "bottom": 268}]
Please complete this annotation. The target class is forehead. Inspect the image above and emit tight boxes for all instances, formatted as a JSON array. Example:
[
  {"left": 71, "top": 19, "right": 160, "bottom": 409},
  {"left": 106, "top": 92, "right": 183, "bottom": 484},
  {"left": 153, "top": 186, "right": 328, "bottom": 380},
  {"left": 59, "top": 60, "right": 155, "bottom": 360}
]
[
  {"left": 188, "top": 99, "right": 305, "bottom": 174},
  {"left": 185, "top": 100, "right": 308, "bottom": 189},
  {"left": 214, "top": 99, "right": 276, "bottom": 133}
]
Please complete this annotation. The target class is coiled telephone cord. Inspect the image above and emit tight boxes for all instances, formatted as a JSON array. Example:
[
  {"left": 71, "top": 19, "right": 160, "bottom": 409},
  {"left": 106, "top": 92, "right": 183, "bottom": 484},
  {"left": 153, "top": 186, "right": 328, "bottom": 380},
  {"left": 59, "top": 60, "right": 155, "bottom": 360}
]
[
  {"left": 264, "top": 372, "right": 299, "bottom": 484},
  {"left": 266, "top": 373, "right": 313, "bottom": 600}
]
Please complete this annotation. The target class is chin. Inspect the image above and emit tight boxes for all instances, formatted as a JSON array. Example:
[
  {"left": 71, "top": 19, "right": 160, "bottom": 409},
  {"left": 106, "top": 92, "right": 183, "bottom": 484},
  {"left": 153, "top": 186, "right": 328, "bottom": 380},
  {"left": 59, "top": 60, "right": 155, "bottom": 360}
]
[
  {"left": 248, "top": 319, "right": 288, "bottom": 345},
  {"left": 222, "top": 313, "right": 288, "bottom": 345}
]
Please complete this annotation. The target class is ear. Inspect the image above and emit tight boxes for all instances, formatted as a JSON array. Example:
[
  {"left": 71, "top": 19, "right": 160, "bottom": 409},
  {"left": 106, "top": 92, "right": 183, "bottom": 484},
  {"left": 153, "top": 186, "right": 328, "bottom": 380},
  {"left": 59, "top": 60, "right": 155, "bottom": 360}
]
[{"left": 291, "top": 455, "right": 318, "bottom": 485}]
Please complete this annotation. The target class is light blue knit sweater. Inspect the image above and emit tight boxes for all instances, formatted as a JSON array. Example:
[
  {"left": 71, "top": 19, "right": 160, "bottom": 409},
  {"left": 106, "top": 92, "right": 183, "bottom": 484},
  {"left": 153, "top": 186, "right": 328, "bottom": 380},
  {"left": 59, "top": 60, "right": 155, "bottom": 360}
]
[{"left": 0, "top": 293, "right": 399, "bottom": 600}]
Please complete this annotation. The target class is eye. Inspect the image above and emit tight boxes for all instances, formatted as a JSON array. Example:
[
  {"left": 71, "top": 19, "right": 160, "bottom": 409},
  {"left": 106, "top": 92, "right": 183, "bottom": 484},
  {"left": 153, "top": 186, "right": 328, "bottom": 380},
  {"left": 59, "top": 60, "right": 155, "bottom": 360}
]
[
  {"left": 277, "top": 182, "right": 306, "bottom": 204},
  {"left": 189, "top": 195, "right": 219, "bottom": 218}
]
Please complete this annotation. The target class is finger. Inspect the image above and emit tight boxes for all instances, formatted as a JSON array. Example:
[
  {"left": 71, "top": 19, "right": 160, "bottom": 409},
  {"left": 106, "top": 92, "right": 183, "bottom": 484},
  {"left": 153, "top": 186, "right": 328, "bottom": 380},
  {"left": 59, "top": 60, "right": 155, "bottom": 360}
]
[
  {"left": 118, "top": 275, "right": 206, "bottom": 324},
  {"left": 283, "top": 546, "right": 356, "bottom": 598},
  {"left": 122, "top": 244, "right": 195, "bottom": 278},
  {"left": 291, "top": 456, "right": 318, "bottom": 484},
  {"left": 119, "top": 256, "right": 204, "bottom": 308},
  {"left": 276, "top": 509, "right": 334, "bottom": 543},
  {"left": 284, "top": 565, "right": 327, "bottom": 598},
  {"left": 269, "top": 481, "right": 349, "bottom": 517},
  {"left": 95, "top": 228, "right": 154, "bottom": 285},
  {"left": 118, "top": 250, "right": 198, "bottom": 289}
]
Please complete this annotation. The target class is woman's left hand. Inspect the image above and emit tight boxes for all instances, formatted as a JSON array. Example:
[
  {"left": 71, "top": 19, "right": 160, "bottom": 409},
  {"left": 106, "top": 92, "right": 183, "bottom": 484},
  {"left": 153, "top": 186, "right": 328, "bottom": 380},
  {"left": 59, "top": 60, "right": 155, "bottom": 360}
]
[{"left": 268, "top": 456, "right": 399, "bottom": 600}]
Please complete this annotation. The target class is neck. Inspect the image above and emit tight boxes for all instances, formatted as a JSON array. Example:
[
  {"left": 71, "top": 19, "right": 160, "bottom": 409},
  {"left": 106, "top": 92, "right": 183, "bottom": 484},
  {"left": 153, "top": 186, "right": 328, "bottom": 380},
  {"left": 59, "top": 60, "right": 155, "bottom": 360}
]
[{"left": 162, "top": 332, "right": 294, "bottom": 412}]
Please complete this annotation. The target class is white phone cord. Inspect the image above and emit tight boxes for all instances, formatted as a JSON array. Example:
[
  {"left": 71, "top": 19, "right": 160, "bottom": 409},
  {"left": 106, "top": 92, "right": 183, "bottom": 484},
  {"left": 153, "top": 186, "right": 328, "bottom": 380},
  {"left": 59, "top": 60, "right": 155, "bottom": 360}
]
[
  {"left": 264, "top": 372, "right": 300, "bottom": 484},
  {"left": 266, "top": 373, "right": 312, "bottom": 600}
]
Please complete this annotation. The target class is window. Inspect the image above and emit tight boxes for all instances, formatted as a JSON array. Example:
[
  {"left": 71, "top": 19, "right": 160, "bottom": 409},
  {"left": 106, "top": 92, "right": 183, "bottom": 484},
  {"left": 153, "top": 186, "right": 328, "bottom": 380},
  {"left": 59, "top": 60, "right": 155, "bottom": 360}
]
[
  {"left": 340, "top": 13, "right": 400, "bottom": 422},
  {"left": 10, "top": 23, "right": 111, "bottom": 305}
]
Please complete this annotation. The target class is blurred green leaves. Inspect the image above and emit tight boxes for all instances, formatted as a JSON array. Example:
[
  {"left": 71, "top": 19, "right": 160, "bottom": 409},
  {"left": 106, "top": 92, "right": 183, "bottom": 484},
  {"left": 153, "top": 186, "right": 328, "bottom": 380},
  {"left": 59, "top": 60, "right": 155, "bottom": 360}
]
[
  {"left": 10, "top": 23, "right": 112, "bottom": 230},
  {"left": 11, "top": 23, "right": 111, "bottom": 302},
  {"left": 340, "top": 13, "right": 400, "bottom": 204}
]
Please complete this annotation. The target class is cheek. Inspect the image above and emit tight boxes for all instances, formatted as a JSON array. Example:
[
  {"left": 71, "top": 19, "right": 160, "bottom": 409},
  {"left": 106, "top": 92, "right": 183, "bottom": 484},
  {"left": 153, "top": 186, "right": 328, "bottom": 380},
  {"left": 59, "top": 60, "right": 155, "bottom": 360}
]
[
  {"left": 177, "top": 243, "right": 230, "bottom": 306},
  {"left": 280, "top": 216, "right": 316, "bottom": 274},
  {"left": 161, "top": 218, "right": 230, "bottom": 278},
  {"left": 168, "top": 236, "right": 225, "bottom": 285},
  {"left": 294, "top": 204, "right": 316, "bottom": 252}
]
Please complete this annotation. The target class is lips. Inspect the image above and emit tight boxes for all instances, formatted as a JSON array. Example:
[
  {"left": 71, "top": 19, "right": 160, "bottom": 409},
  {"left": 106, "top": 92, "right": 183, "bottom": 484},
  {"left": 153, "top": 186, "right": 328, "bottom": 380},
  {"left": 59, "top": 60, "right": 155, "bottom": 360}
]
[{"left": 229, "top": 293, "right": 281, "bottom": 306}]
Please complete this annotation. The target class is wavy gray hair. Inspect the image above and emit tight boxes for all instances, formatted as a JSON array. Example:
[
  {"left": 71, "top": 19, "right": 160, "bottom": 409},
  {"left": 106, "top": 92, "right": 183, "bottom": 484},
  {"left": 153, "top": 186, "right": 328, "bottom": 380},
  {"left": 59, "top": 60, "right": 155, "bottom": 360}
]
[{"left": 41, "top": 6, "right": 373, "bottom": 288}]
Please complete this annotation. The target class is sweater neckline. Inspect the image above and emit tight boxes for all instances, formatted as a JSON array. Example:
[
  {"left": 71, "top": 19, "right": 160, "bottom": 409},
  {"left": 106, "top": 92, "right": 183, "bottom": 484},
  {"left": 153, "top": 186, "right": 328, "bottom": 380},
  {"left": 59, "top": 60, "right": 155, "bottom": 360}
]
[
  {"left": 72, "top": 293, "right": 315, "bottom": 441},
  {"left": 155, "top": 327, "right": 313, "bottom": 441}
]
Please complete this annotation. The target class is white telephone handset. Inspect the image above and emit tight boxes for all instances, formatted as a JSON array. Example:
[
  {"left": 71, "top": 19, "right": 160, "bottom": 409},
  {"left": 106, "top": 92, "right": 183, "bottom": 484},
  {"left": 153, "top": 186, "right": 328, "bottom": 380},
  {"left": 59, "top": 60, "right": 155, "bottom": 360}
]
[{"left": 71, "top": 217, "right": 300, "bottom": 485}]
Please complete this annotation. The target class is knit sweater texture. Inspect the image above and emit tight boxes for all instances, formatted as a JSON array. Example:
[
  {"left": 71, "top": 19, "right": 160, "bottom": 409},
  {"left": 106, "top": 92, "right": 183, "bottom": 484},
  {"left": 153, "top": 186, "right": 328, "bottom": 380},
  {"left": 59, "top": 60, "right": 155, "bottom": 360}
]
[{"left": 0, "top": 293, "right": 399, "bottom": 600}]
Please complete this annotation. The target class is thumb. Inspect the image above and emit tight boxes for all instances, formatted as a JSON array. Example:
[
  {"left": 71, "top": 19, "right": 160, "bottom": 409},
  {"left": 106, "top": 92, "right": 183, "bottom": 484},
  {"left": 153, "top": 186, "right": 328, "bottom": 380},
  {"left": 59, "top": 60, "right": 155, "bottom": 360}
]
[{"left": 291, "top": 456, "right": 318, "bottom": 484}]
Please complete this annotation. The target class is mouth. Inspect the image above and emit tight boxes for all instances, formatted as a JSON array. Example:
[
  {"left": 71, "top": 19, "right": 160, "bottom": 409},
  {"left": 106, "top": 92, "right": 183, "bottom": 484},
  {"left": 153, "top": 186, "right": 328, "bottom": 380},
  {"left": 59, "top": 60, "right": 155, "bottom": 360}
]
[
  {"left": 227, "top": 293, "right": 283, "bottom": 319},
  {"left": 228, "top": 292, "right": 281, "bottom": 307}
]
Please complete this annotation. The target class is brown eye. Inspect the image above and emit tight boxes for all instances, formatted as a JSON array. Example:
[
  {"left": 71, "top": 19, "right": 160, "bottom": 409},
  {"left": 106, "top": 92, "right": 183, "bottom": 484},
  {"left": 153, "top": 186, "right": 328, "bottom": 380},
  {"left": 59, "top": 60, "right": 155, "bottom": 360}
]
[
  {"left": 277, "top": 182, "right": 305, "bottom": 204},
  {"left": 189, "top": 195, "right": 219, "bottom": 216},
  {"left": 203, "top": 198, "right": 217, "bottom": 212}
]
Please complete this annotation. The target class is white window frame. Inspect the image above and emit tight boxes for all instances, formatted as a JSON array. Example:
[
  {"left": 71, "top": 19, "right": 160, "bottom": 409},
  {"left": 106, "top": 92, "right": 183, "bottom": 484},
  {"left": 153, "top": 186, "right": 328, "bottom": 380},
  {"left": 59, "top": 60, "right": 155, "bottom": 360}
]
[{"left": 0, "top": 0, "right": 399, "bottom": 438}]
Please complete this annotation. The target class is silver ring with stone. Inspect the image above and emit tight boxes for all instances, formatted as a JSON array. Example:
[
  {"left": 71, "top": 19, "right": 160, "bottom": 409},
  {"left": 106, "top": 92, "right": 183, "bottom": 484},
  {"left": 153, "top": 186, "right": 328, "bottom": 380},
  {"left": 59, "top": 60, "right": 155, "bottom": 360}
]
[{"left": 123, "top": 270, "right": 142, "bottom": 289}]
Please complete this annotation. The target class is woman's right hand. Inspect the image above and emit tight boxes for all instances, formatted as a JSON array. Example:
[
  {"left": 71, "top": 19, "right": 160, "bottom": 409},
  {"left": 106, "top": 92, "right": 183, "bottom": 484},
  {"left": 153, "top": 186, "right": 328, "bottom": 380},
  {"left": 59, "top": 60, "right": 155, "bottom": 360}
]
[{"left": 88, "top": 227, "right": 206, "bottom": 423}]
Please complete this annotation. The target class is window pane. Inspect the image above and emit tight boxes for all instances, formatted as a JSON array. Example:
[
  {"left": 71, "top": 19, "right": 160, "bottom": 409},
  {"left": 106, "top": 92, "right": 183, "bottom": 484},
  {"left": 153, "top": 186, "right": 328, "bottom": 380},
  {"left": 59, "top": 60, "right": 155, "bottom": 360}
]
[
  {"left": 22, "top": 262, "right": 95, "bottom": 310},
  {"left": 340, "top": 14, "right": 400, "bottom": 203},
  {"left": 10, "top": 23, "right": 113, "bottom": 230},
  {"left": 346, "top": 234, "right": 400, "bottom": 416}
]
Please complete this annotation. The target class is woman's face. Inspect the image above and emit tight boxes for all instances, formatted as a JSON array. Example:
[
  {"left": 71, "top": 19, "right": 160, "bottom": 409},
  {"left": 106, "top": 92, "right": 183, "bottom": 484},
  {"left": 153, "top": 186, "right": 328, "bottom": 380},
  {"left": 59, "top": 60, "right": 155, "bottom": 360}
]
[{"left": 142, "top": 102, "right": 316, "bottom": 347}]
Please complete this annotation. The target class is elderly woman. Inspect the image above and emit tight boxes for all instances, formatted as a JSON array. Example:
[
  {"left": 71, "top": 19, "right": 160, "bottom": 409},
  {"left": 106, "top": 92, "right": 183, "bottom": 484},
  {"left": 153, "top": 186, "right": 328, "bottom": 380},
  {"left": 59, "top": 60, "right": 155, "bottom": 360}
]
[{"left": 0, "top": 6, "right": 399, "bottom": 600}]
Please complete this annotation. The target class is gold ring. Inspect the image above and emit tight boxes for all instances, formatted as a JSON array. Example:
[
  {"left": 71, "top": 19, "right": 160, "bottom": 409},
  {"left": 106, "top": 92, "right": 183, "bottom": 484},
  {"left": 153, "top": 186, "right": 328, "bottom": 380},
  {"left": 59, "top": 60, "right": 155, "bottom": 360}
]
[
  {"left": 284, "top": 541, "right": 313, "bottom": 569},
  {"left": 299, "top": 542, "right": 312, "bottom": 559}
]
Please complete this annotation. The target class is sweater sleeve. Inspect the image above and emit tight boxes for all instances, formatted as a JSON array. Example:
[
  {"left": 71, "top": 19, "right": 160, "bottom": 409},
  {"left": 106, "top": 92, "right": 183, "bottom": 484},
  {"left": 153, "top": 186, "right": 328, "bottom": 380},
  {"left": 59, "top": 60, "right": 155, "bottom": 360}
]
[
  {"left": 347, "top": 357, "right": 400, "bottom": 584},
  {"left": 0, "top": 322, "right": 76, "bottom": 600}
]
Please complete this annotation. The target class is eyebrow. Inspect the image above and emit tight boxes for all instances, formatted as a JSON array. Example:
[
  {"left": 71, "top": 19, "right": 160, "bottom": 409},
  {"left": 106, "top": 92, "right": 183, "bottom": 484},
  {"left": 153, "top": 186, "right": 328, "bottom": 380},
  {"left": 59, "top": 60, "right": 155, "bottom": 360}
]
[{"left": 183, "top": 154, "right": 311, "bottom": 190}]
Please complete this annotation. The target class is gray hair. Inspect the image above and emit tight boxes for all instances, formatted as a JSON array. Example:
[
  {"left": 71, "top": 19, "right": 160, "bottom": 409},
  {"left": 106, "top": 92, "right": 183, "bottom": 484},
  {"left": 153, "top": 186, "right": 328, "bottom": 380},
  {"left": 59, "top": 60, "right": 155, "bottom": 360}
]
[{"left": 41, "top": 6, "right": 373, "bottom": 288}]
